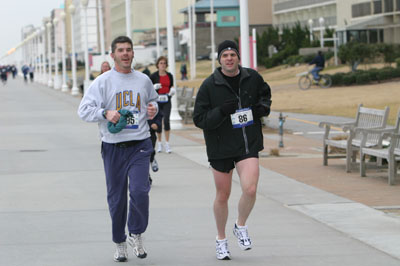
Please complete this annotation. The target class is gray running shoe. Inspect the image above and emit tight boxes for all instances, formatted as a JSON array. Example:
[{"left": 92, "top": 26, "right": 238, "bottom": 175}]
[
  {"left": 216, "top": 238, "right": 231, "bottom": 260},
  {"left": 233, "top": 223, "right": 252, "bottom": 250},
  {"left": 114, "top": 242, "right": 128, "bottom": 262},
  {"left": 127, "top": 234, "right": 147, "bottom": 259}
]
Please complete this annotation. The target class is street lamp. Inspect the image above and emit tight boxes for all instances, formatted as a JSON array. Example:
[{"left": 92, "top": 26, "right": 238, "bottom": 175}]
[
  {"left": 36, "top": 29, "right": 42, "bottom": 82},
  {"left": 308, "top": 19, "right": 313, "bottom": 42},
  {"left": 60, "top": 11, "right": 69, "bottom": 92},
  {"left": 53, "top": 17, "right": 60, "bottom": 90},
  {"left": 319, "top": 17, "right": 325, "bottom": 48},
  {"left": 46, "top": 21, "right": 53, "bottom": 87},
  {"left": 69, "top": 4, "right": 79, "bottom": 96},
  {"left": 97, "top": 0, "right": 106, "bottom": 60},
  {"left": 41, "top": 26, "right": 47, "bottom": 84},
  {"left": 81, "top": 0, "right": 90, "bottom": 95}
]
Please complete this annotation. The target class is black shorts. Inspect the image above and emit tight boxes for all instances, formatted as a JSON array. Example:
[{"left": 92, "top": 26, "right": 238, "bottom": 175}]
[{"left": 209, "top": 153, "right": 259, "bottom": 173}]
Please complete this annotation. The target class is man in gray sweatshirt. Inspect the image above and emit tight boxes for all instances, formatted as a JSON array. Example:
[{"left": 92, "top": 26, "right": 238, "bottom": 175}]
[{"left": 78, "top": 36, "right": 158, "bottom": 262}]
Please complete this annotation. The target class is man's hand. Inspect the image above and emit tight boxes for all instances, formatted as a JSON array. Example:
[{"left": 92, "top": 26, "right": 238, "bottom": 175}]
[
  {"left": 147, "top": 103, "right": 157, "bottom": 119},
  {"left": 105, "top": 110, "right": 121, "bottom": 124}
]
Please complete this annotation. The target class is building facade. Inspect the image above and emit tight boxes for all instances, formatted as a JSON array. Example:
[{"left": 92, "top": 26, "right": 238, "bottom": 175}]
[{"left": 272, "top": 0, "right": 400, "bottom": 45}]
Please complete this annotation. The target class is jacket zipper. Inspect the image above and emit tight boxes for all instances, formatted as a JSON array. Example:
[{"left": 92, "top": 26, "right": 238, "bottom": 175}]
[{"left": 237, "top": 87, "right": 250, "bottom": 154}]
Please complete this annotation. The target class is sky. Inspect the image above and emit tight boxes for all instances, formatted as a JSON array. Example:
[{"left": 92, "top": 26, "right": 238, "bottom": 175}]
[{"left": 0, "top": 0, "right": 63, "bottom": 58}]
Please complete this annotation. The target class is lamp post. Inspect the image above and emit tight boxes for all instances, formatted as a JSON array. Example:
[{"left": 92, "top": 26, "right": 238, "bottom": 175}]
[
  {"left": 308, "top": 19, "right": 313, "bottom": 42},
  {"left": 60, "top": 11, "right": 69, "bottom": 92},
  {"left": 239, "top": 0, "right": 250, "bottom": 67},
  {"left": 125, "top": 0, "right": 131, "bottom": 38},
  {"left": 319, "top": 17, "right": 325, "bottom": 48},
  {"left": 36, "top": 29, "right": 42, "bottom": 82},
  {"left": 166, "top": 0, "right": 182, "bottom": 122},
  {"left": 210, "top": 0, "right": 215, "bottom": 71},
  {"left": 97, "top": 0, "right": 106, "bottom": 60},
  {"left": 155, "top": 0, "right": 160, "bottom": 58},
  {"left": 69, "top": 4, "right": 79, "bottom": 96},
  {"left": 53, "top": 17, "right": 60, "bottom": 89},
  {"left": 46, "top": 21, "right": 53, "bottom": 87},
  {"left": 81, "top": 0, "right": 90, "bottom": 95},
  {"left": 41, "top": 26, "right": 47, "bottom": 84}
]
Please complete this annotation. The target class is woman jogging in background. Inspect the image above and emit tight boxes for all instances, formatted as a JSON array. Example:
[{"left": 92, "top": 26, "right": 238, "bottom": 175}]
[{"left": 150, "top": 56, "right": 176, "bottom": 154}]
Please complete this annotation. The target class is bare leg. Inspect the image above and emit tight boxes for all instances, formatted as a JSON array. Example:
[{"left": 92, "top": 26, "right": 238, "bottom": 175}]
[
  {"left": 212, "top": 168, "right": 233, "bottom": 240},
  {"left": 235, "top": 158, "right": 259, "bottom": 226},
  {"left": 157, "top": 132, "right": 162, "bottom": 143},
  {"left": 165, "top": 130, "right": 170, "bottom": 142}
]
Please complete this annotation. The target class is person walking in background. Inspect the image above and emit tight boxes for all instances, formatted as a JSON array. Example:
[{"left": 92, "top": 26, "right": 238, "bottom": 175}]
[
  {"left": 193, "top": 40, "right": 272, "bottom": 260},
  {"left": 77, "top": 36, "right": 159, "bottom": 263},
  {"left": 180, "top": 63, "right": 187, "bottom": 80},
  {"left": 28, "top": 65, "right": 34, "bottom": 82},
  {"left": 309, "top": 51, "right": 325, "bottom": 81},
  {"left": 100, "top": 61, "right": 111, "bottom": 75},
  {"left": 150, "top": 56, "right": 176, "bottom": 154},
  {"left": 21, "top": 65, "right": 29, "bottom": 83}
]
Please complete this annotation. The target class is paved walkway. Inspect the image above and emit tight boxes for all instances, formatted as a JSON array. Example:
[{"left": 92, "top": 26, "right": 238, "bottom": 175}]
[{"left": 1, "top": 78, "right": 400, "bottom": 266}]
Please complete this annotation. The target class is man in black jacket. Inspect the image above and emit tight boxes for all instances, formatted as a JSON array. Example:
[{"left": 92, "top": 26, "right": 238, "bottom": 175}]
[
  {"left": 193, "top": 40, "right": 271, "bottom": 260},
  {"left": 309, "top": 51, "right": 325, "bottom": 81}
]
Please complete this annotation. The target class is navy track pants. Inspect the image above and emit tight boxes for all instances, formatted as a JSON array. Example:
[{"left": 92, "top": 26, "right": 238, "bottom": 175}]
[{"left": 101, "top": 138, "right": 152, "bottom": 243}]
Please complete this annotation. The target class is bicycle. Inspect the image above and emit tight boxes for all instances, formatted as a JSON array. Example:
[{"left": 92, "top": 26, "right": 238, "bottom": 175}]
[{"left": 297, "top": 70, "right": 332, "bottom": 90}]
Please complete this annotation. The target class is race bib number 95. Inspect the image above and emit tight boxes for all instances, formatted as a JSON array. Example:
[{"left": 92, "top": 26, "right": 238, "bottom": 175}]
[
  {"left": 230, "top": 108, "right": 254, "bottom": 128},
  {"left": 125, "top": 112, "right": 139, "bottom": 129}
]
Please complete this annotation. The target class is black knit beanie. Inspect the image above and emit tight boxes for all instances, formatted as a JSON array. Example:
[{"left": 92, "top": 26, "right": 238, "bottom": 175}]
[{"left": 217, "top": 40, "right": 240, "bottom": 63}]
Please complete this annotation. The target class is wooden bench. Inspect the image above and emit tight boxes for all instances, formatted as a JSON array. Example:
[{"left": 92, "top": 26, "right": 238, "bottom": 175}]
[
  {"left": 359, "top": 109, "right": 400, "bottom": 185},
  {"left": 319, "top": 104, "right": 390, "bottom": 172},
  {"left": 177, "top": 87, "right": 195, "bottom": 124}
]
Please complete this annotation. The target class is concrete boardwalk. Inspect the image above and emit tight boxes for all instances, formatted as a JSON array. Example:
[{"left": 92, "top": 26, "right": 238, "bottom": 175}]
[{"left": 1, "top": 78, "right": 400, "bottom": 266}]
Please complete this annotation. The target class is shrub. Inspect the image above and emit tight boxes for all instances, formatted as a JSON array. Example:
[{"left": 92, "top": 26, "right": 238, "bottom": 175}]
[
  {"left": 396, "top": 58, "right": 400, "bottom": 68},
  {"left": 367, "top": 68, "right": 380, "bottom": 82},
  {"left": 355, "top": 72, "right": 371, "bottom": 85},
  {"left": 342, "top": 73, "right": 357, "bottom": 85},
  {"left": 331, "top": 72, "right": 345, "bottom": 86}
]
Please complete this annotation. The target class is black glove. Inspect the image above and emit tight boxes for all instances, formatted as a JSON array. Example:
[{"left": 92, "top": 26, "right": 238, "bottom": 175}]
[
  {"left": 220, "top": 98, "right": 238, "bottom": 115},
  {"left": 252, "top": 104, "right": 270, "bottom": 118}
]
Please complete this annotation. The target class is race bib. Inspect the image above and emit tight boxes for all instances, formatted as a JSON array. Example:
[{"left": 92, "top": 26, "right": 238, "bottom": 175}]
[
  {"left": 125, "top": 112, "right": 139, "bottom": 129},
  {"left": 157, "top": 94, "right": 169, "bottom": 103},
  {"left": 230, "top": 108, "right": 253, "bottom": 128}
]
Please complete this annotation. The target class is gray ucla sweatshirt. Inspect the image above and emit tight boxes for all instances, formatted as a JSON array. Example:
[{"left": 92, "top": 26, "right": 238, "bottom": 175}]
[{"left": 77, "top": 68, "right": 159, "bottom": 143}]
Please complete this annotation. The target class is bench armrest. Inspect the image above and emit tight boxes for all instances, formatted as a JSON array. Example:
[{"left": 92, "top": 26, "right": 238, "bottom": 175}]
[{"left": 319, "top": 121, "right": 355, "bottom": 129}]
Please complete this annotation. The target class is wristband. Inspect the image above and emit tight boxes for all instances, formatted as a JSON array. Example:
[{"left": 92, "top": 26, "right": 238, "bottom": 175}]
[{"left": 102, "top": 110, "right": 107, "bottom": 119}]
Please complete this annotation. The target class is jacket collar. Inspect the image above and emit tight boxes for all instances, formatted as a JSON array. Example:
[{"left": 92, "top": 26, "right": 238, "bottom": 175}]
[{"left": 213, "top": 65, "right": 250, "bottom": 86}]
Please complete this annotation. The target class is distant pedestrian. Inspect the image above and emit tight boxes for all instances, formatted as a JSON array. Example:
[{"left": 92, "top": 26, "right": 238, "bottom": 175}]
[
  {"left": 180, "top": 63, "right": 187, "bottom": 80},
  {"left": 77, "top": 36, "right": 159, "bottom": 262},
  {"left": 193, "top": 40, "right": 272, "bottom": 260},
  {"left": 11, "top": 65, "right": 17, "bottom": 79},
  {"left": 150, "top": 56, "right": 176, "bottom": 154},
  {"left": 22, "top": 65, "right": 29, "bottom": 82},
  {"left": 29, "top": 65, "right": 34, "bottom": 82},
  {"left": 100, "top": 61, "right": 111, "bottom": 75},
  {"left": 0, "top": 66, "right": 7, "bottom": 85}
]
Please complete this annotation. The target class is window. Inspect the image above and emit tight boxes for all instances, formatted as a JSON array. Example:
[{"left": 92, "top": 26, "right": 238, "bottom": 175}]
[
  {"left": 373, "top": 0, "right": 382, "bottom": 14},
  {"left": 221, "top": 16, "right": 236, "bottom": 22},
  {"left": 397, "top": 0, "right": 400, "bottom": 11},
  {"left": 352, "top": 2, "right": 371, "bottom": 17},
  {"left": 384, "top": 0, "right": 393, "bottom": 12},
  {"left": 369, "top": 30, "right": 378, "bottom": 43}
]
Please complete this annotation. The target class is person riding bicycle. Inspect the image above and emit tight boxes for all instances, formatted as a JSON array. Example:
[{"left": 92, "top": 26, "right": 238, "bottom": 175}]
[{"left": 309, "top": 51, "right": 325, "bottom": 82}]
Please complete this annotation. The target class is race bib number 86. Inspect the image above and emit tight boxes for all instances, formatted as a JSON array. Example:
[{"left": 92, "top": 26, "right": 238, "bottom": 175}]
[
  {"left": 125, "top": 112, "right": 139, "bottom": 129},
  {"left": 230, "top": 108, "right": 254, "bottom": 128}
]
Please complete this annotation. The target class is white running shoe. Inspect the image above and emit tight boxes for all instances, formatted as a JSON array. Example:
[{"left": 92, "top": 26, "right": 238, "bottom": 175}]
[
  {"left": 151, "top": 158, "right": 159, "bottom": 172},
  {"left": 216, "top": 238, "right": 231, "bottom": 260},
  {"left": 165, "top": 142, "right": 171, "bottom": 153},
  {"left": 157, "top": 142, "right": 163, "bottom": 153},
  {"left": 127, "top": 234, "right": 147, "bottom": 259},
  {"left": 233, "top": 223, "right": 252, "bottom": 250},
  {"left": 114, "top": 242, "right": 128, "bottom": 262}
]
